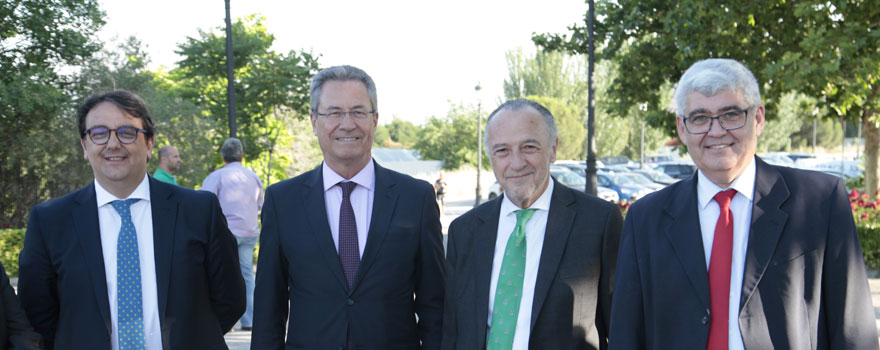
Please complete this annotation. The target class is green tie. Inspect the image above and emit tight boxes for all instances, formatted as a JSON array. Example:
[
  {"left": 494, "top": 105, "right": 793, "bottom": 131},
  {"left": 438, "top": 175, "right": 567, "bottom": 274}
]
[{"left": 487, "top": 208, "right": 537, "bottom": 350}]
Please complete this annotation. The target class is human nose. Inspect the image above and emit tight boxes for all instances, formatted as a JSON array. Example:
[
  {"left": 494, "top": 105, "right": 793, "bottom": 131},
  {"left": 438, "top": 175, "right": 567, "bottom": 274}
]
[{"left": 706, "top": 117, "right": 728, "bottom": 137}]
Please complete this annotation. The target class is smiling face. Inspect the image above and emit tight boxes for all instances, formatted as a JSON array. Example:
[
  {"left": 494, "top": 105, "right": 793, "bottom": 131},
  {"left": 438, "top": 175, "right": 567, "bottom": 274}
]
[
  {"left": 311, "top": 80, "right": 377, "bottom": 178},
  {"left": 676, "top": 89, "right": 765, "bottom": 187},
  {"left": 487, "top": 107, "right": 557, "bottom": 209},
  {"left": 81, "top": 102, "right": 154, "bottom": 197}
]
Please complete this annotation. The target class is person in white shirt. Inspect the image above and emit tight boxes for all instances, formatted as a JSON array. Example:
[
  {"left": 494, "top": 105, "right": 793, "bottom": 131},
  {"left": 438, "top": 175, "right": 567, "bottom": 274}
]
[
  {"left": 442, "top": 98, "right": 623, "bottom": 350},
  {"left": 19, "top": 90, "right": 245, "bottom": 350}
]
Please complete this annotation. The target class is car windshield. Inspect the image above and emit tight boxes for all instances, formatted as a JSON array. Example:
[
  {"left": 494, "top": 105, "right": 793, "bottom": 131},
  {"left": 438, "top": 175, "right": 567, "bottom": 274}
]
[
  {"left": 624, "top": 173, "right": 653, "bottom": 185},
  {"left": 605, "top": 173, "right": 637, "bottom": 185},
  {"left": 552, "top": 171, "right": 586, "bottom": 187}
]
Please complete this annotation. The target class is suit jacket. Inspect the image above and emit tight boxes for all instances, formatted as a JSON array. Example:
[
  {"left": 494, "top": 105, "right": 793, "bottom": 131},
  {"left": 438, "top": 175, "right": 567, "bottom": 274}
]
[
  {"left": 18, "top": 177, "right": 246, "bottom": 350},
  {"left": 251, "top": 162, "right": 445, "bottom": 350},
  {"left": 609, "top": 157, "right": 879, "bottom": 349},
  {"left": 442, "top": 180, "right": 624, "bottom": 350},
  {"left": 0, "top": 261, "right": 41, "bottom": 350}
]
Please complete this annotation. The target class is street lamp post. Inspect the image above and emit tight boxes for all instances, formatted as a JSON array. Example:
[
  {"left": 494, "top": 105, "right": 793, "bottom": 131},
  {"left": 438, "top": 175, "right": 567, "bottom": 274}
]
[{"left": 475, "top": 83, "right": 483, "bottom": 207}]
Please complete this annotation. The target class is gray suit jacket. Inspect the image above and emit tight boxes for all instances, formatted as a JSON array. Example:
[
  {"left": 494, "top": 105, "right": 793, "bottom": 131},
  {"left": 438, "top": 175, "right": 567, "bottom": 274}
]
[
  {"left": 442, "top": 180, "right": 623, "bottom": 350},
  {"left": 609, "top": 157, "right": 878, "bottom": 349}
]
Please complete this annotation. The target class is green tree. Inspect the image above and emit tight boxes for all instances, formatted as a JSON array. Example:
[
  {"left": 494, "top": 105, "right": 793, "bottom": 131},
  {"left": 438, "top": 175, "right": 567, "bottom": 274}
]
[
  {"left": 0, "top": 0, "right": 105, "bottom": 227},
  {"left": 386, "top": 118, "right": 420, "bottom": 147},
  {"left": 535, "top": 0, "right": 880, "bottom": 196},
  {"left": 173, "top": 15, "right": 319, "bottom": 180},
  {"left": 414, "top": 104, "right": 489, "bottom": 170}
]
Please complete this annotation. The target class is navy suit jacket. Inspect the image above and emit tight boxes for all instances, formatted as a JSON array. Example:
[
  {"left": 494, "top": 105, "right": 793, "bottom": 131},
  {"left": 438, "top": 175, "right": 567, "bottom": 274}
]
[
  {"left": 442, "top": 180, "right": 623, "bottom": 350},
  {"left": 251, "top": 162, "right": 445, "bottom": 350},
  {"left": 18, "top": 177, "right": 246, "bottom": 349},
  {"left": 609, "top": 157, "right": 878, "bottom": 349}
]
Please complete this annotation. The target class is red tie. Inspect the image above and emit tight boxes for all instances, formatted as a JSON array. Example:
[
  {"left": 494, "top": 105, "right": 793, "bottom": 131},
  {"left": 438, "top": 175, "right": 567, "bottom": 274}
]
[{"left": 707, "top": 189, "right": 737, "bottom": 350}]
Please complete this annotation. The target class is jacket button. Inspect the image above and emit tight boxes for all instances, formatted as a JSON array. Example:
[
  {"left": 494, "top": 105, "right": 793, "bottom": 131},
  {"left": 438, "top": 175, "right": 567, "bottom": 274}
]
[
  {"left": 701, "top": 316, "right": 709, "bottom": 325},
  {"left": 347, "top": 298, "right": 355, "bottom": 306}
]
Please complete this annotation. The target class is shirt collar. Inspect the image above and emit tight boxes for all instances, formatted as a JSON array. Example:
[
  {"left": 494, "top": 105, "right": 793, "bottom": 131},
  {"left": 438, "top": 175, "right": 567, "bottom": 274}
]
[
  {"left": 500, "top": 177, "right": 554, "bottom": 217},
  {"left": 697, "top": 156, "right": 756, "bottom": 209},
  {"left": 322, "top": 159, "right": 376, "bottom": 192},
  {"left": 94, "top": 174, "right": 151, "bottom": 207}
]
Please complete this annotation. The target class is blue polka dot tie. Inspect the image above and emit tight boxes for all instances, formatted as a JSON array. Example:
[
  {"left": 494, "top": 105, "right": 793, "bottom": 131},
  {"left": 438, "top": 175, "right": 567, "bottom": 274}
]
[
  {"left": 487, "top": 208, "right": 537, "bottom": 350},
  {"left": 111, "top": 199, "right": 146, "bottom": 350}
]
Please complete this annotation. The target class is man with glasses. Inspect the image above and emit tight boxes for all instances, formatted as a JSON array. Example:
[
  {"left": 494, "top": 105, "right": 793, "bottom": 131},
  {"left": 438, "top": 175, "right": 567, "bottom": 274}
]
[
  {"left": 252, "top": 66, "right": 445, "bottom": 349},
  {"left": 608, "top": 59, "right": 877, "bottom": 349},
  {"left": 18, "top": 90, "right": 245, "bottom": 349}
]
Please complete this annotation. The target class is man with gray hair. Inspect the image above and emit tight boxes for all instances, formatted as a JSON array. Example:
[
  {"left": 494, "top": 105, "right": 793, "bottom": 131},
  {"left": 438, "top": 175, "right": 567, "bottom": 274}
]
[
  {"left": 442, "top": 98, "right": 623, "bottom": 349},
  {"left": 609, "top": 59, "right": 877, "bottom": 349},
  {"left": 252, "top": 65, "right": 445, "bottom": 349},
  {"left": 201, "top": 137, "right": 263, "bottom": 332},
  {"left": 153, "top": 145, "right": 180, "bottom": 185}
]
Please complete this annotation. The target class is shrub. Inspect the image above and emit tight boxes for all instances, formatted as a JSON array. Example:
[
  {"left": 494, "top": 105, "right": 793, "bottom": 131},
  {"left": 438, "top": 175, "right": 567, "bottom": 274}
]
[{"left": 0, "top": 229, "right": 25, "bottom": 277}]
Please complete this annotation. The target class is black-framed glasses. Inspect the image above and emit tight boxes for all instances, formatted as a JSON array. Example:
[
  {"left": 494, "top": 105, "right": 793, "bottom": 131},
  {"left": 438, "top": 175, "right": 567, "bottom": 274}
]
[
  {"left": 682, "top": 107, "right": 751, "bottom": 134},
  {"left": 82, "top": 126, "right": 149, "bottom": 145},
  {"left": 316, "top": 110, "right": 375, "bottom": 121}
]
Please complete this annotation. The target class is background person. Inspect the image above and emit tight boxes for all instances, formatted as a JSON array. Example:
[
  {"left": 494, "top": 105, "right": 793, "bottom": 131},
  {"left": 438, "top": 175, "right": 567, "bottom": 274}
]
[
  {"left": 201, "top": 137, "right": 264, "bottom": 332},
  {"left": 153, "top": 145, "right": 180, "bottom": 185}
]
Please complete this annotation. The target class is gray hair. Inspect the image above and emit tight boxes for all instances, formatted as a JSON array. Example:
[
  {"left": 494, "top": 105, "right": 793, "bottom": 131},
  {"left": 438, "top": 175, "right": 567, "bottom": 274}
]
[
  {"left": 673, "top": 58, "right": 762, "bottom": 116},
  {"left": 221, "top": 138, "right": 243, "bottom": 162},
  {"left": 310, "top": 65, "right": 378, "bottom": 113},
  {"left": 484, "top": 99, "right": 558, "bottom": 155}
]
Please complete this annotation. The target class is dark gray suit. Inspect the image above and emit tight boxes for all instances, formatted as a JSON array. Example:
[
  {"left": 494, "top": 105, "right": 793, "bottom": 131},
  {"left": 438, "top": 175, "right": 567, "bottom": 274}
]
[
  {"left": 609, "top": 157, "right": 878, "bottom": 349},
  {"left": 442, "top": 180, "right": 623, "bottom": 350}
]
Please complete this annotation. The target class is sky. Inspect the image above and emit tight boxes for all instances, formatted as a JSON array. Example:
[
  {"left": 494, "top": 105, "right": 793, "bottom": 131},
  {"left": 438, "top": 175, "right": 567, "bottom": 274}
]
[{"left": 97, "top": 0, "right": 587, "bottom": 125}]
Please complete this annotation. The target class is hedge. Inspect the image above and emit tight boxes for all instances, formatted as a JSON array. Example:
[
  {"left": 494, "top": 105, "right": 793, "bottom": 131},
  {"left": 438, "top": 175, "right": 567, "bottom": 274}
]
[{"left": 0, "top": 229, "right": 25, "bottom": 278}]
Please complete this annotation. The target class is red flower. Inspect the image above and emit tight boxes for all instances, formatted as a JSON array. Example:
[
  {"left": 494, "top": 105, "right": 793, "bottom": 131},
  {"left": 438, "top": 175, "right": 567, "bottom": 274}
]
[
  {"left": 850, "top": 189, "right": 860, "bottom": 199},
  {"left": 852, "top": 203, "right": 857, "bottom": 211},
  {"left": 862, "top": 213, "right": 870, "bottom": 220}
]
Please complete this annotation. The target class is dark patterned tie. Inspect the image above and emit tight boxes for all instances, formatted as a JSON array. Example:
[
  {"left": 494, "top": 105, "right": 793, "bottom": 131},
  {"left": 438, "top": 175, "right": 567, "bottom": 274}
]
[
  {"left": 338, "top": 181, "right": 360, "bottom": 288},
  {"left": 111, "top": 199, "right": 146, "bottom": 350}
]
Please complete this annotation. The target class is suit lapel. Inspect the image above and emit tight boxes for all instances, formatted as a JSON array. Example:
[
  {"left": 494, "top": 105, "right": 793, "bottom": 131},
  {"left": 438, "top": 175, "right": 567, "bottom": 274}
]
[
  {"left": 302, "top": 166, "right": 350, "bottom": 291},
  {"left": 529, "top": 181, "right": 576, "bottom": 333},
  {"left": 474, "top": 198, "right": 502, "bottom": 343},
  {"left": 71, "top": 183, "right": 113, "bottom": 335},
  {"left": 353, "top": 162, "right": 398, "bottom": 292},
  {"left": 663, "top": 175, "right": 711, "bottom": 308},
  {"left": 149, "top": 177, "right": 177, "bottom": 321},
  {"left": 739, "top": 158, "right": 789, "bottom": 310}
]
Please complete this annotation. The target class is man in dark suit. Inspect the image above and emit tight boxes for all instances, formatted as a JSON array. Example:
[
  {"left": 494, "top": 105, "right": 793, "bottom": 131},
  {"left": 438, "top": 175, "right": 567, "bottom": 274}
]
[
  {"left": 0, "top": 261, "right": 41, "bottom": 349},
  {"left": 251, "top": 65, "right": 445, "bottom": 349},
  {"left": 18, "top": 90, "right": 245, "bottom": 349},
  {"left": 609, "top": 59, "right": 878, "bottom": 349},
  {"left": 442, "top": 99, "right": 623, "bottom": 350}
]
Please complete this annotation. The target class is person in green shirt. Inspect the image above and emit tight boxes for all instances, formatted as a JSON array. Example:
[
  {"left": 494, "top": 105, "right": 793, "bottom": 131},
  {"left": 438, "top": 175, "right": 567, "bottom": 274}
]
[{"left": 153, "top": 145, "right": 180, "bottom": 185}]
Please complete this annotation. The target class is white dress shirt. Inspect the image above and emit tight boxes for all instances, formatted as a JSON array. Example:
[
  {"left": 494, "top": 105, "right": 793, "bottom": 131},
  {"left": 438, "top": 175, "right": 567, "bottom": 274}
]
[
  {"left": 95, "top": 175, "right": 163, "bottom": 350},
  {"left": 322, "top": 160, "right": 375, "bottom": 257},
  {"left": 487, "top": 179, "right": 554, "bottom": 349},
  {"left": 696, "top": 158, "right": 756, "bottom": 350}
]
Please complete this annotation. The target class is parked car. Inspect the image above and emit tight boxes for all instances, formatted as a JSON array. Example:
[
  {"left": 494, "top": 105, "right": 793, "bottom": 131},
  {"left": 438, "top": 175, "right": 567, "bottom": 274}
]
[
  {"left": 554, "top": 162, "right": 587, "bottom": 176},
  {"left": 758, "top": 152, "right": 796, "bottom": 167},
  {"left": 652, "top": 161, "right": 697, "bottom": 180},
  {"left": 643, "top": 154, "right": 679, "bottom": 163},
  {"left": 621, "top": 172, "right": 664, "bottom": 191},
  {"left": 631, "top": 168, "right": 678, "bottom": 185},
  {"left": 596, "top": 171, "right": 654, "bottom": 203},
  {"left": 488, "top": 181, "right": 503, "bottom": 200}
]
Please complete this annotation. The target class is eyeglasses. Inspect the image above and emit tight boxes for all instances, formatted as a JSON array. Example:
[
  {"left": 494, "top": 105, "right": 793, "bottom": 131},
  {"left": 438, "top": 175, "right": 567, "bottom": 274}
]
[
  {"left": 316, "top": 110, "right": 375, "bottom": 121},
  {"left": 82, "top": 126, "right": 149, "bottom": 145},
  {"left": 682, "top": 108, "right": 751, "bottom": 134}
]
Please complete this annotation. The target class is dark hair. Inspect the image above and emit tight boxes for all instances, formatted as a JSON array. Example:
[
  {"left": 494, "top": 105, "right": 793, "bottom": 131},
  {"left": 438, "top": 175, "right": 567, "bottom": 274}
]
[{"left": 77, "top": 90, "right": 155, "bottom": 139}]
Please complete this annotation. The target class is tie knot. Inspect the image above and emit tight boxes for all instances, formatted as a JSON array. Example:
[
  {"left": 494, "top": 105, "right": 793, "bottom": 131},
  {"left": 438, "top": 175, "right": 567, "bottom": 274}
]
[
  {"left": 713, "top": 189, "right": 737, "bottom": 209},
  {"left": 338, "top": 181, "right": 357, "bottom": 199},
  {"left": 514, "top": 208, "right": 537, "bottom": 227},
  {"left": 110, "top": 198, "right": 140, "bottom": 215}
]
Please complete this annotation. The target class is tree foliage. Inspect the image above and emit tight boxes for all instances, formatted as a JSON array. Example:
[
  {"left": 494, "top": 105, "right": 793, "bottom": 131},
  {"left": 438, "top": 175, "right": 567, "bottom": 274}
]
[
  {"left": 534, "top": 0, "right": 880, "bottom": 195},
  {"left": 0, "top": 0, "right": 105, "bottom": 227},
  {"left": 414, "top": 104, "right": 489, "bottom": 170},
  {"left": 173, "top": 15, "right": 319, "bottom": 168}
]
